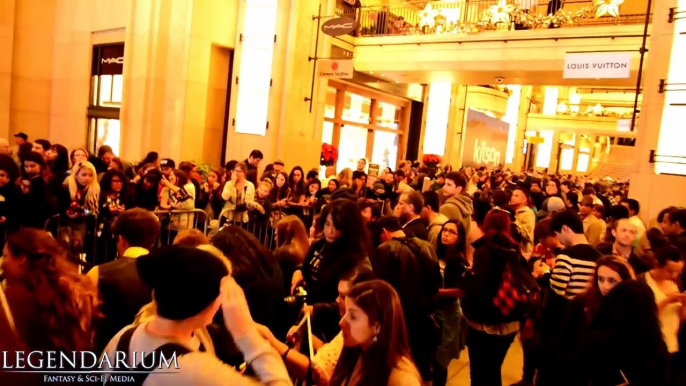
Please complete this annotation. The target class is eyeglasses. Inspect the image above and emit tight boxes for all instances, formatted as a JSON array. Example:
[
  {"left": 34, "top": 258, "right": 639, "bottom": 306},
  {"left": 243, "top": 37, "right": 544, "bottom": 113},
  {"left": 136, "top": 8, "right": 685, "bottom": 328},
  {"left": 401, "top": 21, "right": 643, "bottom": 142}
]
[{"left": 442, "top": 229, "right": 459, "bottom": 236}]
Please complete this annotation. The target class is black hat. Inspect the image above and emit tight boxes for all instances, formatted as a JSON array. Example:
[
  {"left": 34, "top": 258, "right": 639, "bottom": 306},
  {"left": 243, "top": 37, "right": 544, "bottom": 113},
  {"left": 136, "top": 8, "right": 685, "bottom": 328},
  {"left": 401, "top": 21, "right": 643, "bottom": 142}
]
[
  {"left": 13, "top": 132, "right": 28, "bottom": 141},
  {"left": 331, "top": 187, "right": 358, "bottom": 202},
  {"left": 160, "top": 158, "right": 176, "bottom": 168},
  {"left": 136, "top": 246, "right": 229, "bottom": 320}
]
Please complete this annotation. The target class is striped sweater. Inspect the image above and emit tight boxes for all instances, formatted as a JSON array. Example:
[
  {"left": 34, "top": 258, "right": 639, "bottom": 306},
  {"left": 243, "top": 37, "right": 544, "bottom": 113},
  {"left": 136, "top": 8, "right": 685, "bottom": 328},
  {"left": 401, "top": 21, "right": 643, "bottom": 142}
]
[{"left": 550, "top": 243, "right": 602, "bottom": 299}]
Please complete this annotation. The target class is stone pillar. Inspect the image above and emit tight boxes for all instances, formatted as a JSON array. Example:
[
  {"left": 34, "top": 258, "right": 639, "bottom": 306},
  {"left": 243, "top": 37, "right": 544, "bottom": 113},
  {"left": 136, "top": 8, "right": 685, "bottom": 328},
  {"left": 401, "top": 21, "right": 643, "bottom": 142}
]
[
  {"left": 629, "top": 0, "right": 686, "bottom": 222},
  {"left": 8, "top": 0, "right": 56, "bottom": 141},
  {"left": 0, "top": 0, "right": 16, "bottom": 139},
  {"left": 444, "top": 85, "right": 468, "bottom": 167},
  {"left": 224, "top": 0, "right": 332, "bottom": 172},
  {"left": 120, "top": 0, "right": 237, "bottom": 164}
]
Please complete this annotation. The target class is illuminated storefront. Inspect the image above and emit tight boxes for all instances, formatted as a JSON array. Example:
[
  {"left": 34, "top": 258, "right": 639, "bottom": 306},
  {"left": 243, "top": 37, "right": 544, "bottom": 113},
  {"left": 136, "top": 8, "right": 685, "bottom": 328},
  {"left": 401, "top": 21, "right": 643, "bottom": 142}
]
[{"left": 322, "top": 80, "right": 410, "bottom": 172}]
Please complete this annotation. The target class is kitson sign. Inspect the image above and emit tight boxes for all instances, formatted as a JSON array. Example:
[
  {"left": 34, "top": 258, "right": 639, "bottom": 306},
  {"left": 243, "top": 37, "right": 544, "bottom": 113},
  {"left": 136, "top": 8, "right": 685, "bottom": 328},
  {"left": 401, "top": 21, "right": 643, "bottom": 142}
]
[
  {"left": 461, "top": 109, "right": 510, "bottom": 169},
  {"left": 563, "top": 52, "right": 632, "bottom": 79}
]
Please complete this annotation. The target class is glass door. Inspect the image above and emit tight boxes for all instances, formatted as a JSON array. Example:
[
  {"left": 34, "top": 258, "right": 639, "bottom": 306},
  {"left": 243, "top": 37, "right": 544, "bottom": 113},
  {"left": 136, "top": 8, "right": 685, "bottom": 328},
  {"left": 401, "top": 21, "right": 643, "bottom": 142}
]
[
  {"left": 371, "top": 131, "right": 398, "bottom": 171},
  {"left": 338, "top": 125, "right": 368, "bottom": 173}
]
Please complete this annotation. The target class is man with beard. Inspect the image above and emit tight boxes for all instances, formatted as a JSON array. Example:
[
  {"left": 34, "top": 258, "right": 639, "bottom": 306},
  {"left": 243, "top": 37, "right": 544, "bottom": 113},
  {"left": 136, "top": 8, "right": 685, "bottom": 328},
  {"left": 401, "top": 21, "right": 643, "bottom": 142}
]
[
  {"left": 597, "top": 218, "right": 650, "bottom": 275},
  {"left": 395, "top": 191, "right": 429, "bottom": 241}
]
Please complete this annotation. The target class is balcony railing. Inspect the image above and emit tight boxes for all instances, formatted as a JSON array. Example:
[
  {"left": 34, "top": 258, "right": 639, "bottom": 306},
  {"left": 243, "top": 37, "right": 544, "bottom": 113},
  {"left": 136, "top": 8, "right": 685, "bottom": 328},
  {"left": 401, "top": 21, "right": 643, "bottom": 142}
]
[{"left": 336, "top": 0, "right": 651, "bottom": 37}]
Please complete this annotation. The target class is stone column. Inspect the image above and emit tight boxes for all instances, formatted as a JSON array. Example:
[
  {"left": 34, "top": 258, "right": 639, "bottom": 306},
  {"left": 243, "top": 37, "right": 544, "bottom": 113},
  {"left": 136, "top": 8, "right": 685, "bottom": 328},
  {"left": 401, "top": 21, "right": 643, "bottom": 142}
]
[
  {"left": 0, "top": 0, "right": 16, "bottom": 139},
  {"left": 629, "top": 0, "right": 686, "bottom": 222}
]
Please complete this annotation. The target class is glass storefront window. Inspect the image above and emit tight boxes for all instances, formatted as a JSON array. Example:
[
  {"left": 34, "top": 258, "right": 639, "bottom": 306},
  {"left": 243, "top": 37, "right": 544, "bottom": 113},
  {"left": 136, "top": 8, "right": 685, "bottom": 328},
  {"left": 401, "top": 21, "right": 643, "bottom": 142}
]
[
  {"left": 375, "top": 102, "right": 400, "bottom": 129},
  {"left": 325, "top": 87, "right": 337, "bottom": 119},
  {"left": 322, "top": 121, "right": 334, "bottom": 145},
  {"left": 338, "top": 125, "right": 368, "bottom": 173},
  {"left": 371, "top": 131, "right": 398, "bottom": 171},
  {"left": 89, "top": 118, "right": 121, "bottom": 156},
  {"left": 535, "top": 131, "right": 554, "bottom": 169},
  {"left": 97, "top": 75, "right": 124, "bottom": 107},
  {"left": 342, "top": 92, "right": 371, "bottom": 124},
  {"left": 559, "top": 133, "right": 576, "bottom": 171}
]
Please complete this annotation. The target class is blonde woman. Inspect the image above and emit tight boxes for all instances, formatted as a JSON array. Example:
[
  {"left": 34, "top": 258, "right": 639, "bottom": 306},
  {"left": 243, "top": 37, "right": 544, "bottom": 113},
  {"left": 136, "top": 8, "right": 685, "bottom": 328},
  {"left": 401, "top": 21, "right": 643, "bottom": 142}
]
[
  {"left": 337, "top": 168, "right": 353, "bottom": 189},
  {"left": 65, "top": 161, "right": 100, "bottom": 217},
  {"left": 221, "top": 162, "right": 255, "bottom": 225}
]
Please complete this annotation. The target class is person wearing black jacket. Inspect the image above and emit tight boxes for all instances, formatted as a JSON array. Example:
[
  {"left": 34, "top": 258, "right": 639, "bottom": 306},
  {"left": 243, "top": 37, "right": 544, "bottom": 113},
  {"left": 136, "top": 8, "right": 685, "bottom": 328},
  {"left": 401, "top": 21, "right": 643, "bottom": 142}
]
[
  {"left": 396, "top": 191, "right": 429, "bottom": 241},
  {"left": 211, "top": 225, "right": 288, "bottom": 340},
  {"left": 0, "top": 155, "right": 22, "bottom": 244},
  {"left": 291, "top": 199, "right": 370, "bottom": 342},
  {"left": 435, "top": 220, "right": 469, "bottom": 385},
  {"left": 461, "top": 209, "right": 524, "bottom": 386},
  {"left": 596, "top": 218, "right": 651, "bottom": 275},
  {"left": 373, "top": 215, "right": 442, "bottom": 382},
  {"left": 567, "top": 281, "right": 670, "bottom": 386}
]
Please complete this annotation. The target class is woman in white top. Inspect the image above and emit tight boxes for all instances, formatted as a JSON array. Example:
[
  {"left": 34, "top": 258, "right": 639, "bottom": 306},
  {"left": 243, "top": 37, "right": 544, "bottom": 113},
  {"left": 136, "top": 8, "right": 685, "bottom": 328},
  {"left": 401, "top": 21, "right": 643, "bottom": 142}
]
[
  {"left": 221, "top": 162, "right": 255, "bottom": 224},
  {"left": 642, "top": 245, "right": 686, "bottom": 353}
]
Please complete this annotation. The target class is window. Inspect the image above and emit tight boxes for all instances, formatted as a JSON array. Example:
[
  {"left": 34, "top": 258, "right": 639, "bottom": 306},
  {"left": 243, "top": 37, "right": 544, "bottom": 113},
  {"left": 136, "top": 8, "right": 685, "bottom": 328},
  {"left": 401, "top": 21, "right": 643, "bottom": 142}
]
[{"left": 88, "top": 43, "right": 124, "bottom": 155}]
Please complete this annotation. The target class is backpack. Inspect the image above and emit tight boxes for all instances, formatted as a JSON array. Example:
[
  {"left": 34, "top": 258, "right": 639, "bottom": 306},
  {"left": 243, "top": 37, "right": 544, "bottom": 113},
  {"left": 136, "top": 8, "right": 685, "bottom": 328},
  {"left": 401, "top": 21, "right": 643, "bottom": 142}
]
[{"left": 492, "top": 247, "right": 540, "bottom": 319}]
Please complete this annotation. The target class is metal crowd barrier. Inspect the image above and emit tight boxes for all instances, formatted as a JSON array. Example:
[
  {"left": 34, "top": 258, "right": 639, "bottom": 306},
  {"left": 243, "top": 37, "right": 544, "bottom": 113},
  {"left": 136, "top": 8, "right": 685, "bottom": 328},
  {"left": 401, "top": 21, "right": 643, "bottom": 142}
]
[
  {"left": 152, "top": 209, "right": 209, "bottom": 247},
  {"left": 216, "top": 206, "right": 319, "bottom": 251}
]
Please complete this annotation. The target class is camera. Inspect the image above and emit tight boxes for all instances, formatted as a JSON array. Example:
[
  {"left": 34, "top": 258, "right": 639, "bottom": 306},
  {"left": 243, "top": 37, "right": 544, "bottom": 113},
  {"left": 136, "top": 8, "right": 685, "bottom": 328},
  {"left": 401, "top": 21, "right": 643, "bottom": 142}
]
[{"left": 284, "top": 286, "right": 308, "bottom": 305}]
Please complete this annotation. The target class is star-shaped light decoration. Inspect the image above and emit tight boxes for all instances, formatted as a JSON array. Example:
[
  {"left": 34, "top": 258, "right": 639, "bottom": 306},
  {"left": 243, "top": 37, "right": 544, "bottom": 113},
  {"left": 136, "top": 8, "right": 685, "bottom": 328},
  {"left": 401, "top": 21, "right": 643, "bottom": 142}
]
[
  {"left": 594, "top": 0, "right": 624, "bottom": 18},
  {"left": 488, "top": 0, "right": 514, "bottom": 25},
  {"left": 418, "top": 3, "right": 438, "bottom": 29}
]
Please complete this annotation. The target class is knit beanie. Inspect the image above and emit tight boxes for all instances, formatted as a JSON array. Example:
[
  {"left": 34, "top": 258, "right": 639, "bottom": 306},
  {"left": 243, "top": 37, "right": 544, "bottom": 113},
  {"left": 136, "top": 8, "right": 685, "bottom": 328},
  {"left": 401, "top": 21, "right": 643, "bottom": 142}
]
[{"left": 136, "top": 245, "right": 229, "bottom": 320}]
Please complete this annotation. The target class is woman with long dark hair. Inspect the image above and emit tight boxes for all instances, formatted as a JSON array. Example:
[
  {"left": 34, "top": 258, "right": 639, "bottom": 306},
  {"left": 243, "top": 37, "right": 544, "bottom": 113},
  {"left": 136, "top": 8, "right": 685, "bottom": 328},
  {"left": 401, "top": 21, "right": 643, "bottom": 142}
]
[
  {"left": 211, "top": 225, "right": 287, "bottom": 339},
  {"left": 274, "top": 215, "right": 310, "bottom": 294},
  {"left": 434, "top": 220, "right": 469, "bottom": 385},
  {"left": 270, "top": 171, "right": 290, "bottom": 205},
  {"left": 568, "top": 281, "right": 670, "bottom": 385},
  {"left": 1, "top": 229, "right": 100, "bottom": 355},
  {"left": 292, "top": 199, "right": 371, "bottom": 340},
  {"left": 554, "top": 256, "right": 635, "bottom": 383},
  {"left": 137, "top": 151, "right": 159, "bottom": 171},
  {"left": 46, "top": 144, "right": 70, "bottom": 182},
  {"left": 329, "top": 280, "right": 421, "bottom": 386},
  {"left": 256, "top": 264, "right": 376, "bottom": 384},
  {"left": 97, "top": 169, "right": 135, "bottom": 263},
  {"left": 461, "top": 209, "right": 523, "bottom": 386},
  {"left": 286, "top": 166, "right": 306, "bottom": 213},
  {"left": 20, "top": 152, "right": 61, "bottom": 228},
  {"left": 134, "top": 168, "right": 162, "bottom": 211}
]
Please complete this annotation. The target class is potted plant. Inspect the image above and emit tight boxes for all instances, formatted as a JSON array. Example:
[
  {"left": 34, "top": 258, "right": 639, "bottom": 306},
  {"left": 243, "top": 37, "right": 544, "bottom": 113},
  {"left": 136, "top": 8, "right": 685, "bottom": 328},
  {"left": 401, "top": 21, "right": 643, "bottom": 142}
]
[
  {"left": 320, "top": 143, "right": 339, "bottom": 167},
  {"left": 422, "top": 154, "right": 442, "bottom": 168}
]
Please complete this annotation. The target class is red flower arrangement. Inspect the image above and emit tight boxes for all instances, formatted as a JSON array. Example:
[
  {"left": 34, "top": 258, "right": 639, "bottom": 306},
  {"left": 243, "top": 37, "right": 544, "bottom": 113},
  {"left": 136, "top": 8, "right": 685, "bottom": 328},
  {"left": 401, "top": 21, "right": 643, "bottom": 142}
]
[
  {"left": 422, "top": 154, "right": 442, "bottom": 167},
  {"left": 321, "top": 143, "right": 339, "bottom": 166}
]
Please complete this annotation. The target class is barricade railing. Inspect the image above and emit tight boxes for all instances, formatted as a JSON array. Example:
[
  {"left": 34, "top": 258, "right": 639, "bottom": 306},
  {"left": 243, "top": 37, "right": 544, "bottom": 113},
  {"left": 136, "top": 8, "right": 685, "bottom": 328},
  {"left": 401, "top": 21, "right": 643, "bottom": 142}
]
[
  {"left": 152, "top": 209, "right": 210, "bottom": 247},
  {"left": 44, "top": 213, "right": 100, "bottom": 271},
  {"left": 217, "top": 205, "right": 321, "bottom": 251}
]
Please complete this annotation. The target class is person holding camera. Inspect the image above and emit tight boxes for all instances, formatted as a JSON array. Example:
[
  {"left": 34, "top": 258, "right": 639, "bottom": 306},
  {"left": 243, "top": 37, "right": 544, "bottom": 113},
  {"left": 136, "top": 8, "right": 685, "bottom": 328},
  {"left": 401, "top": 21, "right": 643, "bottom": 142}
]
[{"left": 221, "top": 162, "right": 255, "bottom": 226}]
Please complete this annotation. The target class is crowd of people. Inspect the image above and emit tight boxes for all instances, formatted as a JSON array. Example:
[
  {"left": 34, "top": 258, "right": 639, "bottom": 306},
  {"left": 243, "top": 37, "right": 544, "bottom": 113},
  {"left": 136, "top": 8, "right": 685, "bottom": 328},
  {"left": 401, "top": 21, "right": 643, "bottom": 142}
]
[{"left": 1, "top": 131, "right": 686, "bottom": 386}]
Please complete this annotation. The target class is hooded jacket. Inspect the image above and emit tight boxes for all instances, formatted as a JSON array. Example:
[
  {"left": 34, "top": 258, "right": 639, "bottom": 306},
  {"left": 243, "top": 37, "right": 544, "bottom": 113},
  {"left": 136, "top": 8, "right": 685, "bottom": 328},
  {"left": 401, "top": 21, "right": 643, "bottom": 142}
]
[{"left": 439, "top": 193, "right": 473, "bottom": 233}]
